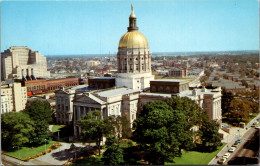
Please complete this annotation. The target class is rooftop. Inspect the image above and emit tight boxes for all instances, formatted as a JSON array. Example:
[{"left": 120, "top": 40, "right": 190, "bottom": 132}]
[
  {"left": 89, "top": 77, "right": 115, "bottom": 80},
  {"left": 96, "top": 88, "right": 140, "bottom": 98},
  {"left": 152, "top": 79, "right": 189, "bottom": 83}
]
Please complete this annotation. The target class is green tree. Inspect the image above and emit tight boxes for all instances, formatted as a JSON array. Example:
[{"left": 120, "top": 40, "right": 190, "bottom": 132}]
[
  {"left": 230, "top": 98, "right": 252, "bottom": 120},
  {"left": 166, "top": 97, "right": 208, "bottom": 129},
  {"left": 241, "top": 80, "right": 248, "bottom": 87},
  {"left": 133, "top": 101, "right": 191, "bottom": 164},
  {"left": 221, "top": 88, "right": 234, "bottom": 118},
  {"left": 24, "top": 100, "right": 52, "bottom": 145},
  {"left": 78, "top": 110, "right": 113, "bottom": 155},
  {"left": 200, "top": 120, "right": 222, "bottom": 152},
  {"left": 102, "top": 137, "right": 124, "bottom": 165},
  {"left": 1, "top": 112, "right": 34, "bottom": 150},
  {"left": 25, "top": 100, "right": 53, "bottom": 123},
  {"left": 106, "top": 116, "right": 132, "bottom": 139}
]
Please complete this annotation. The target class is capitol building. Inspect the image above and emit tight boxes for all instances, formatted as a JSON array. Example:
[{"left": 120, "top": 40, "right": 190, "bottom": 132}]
[{"left": 55, "top": 5, "right": 222, "bottom": 137}]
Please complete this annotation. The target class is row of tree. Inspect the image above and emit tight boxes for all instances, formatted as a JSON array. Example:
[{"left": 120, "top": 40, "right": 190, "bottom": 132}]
[{"left": 2, "top": 101, "right": 53, "bottom": 150}]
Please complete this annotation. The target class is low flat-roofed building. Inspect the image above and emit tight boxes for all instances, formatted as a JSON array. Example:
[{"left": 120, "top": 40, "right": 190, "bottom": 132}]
[
  {"left": 88, "top": 77, "right": 115, "bottom": 89},
  {"left": 150, "top": 79, "right": 190, "bottom": 94}
]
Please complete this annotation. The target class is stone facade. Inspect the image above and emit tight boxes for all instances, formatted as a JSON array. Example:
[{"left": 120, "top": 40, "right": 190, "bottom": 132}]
[
  {"left": 1, "top": 46, "right": 50, "bottom": 81},
  {"left": 1, "top": 82, "right": 27, "bottom": 112},
  {"left": 72, "top": 88, "right": 140, "bottom": 136},
  {"left": 55, "top": 87, "right": 75, "bottom": 124}
]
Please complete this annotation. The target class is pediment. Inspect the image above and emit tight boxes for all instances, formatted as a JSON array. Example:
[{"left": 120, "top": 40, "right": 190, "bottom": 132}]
[{"left": 74, "top": 95, "right": 104, "bottom": 105}]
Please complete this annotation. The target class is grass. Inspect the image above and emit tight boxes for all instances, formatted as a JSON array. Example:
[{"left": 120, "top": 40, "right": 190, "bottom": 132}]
[
  {"left": 51, "top": 125, "right": 63, "bottom": 132},
  {"left": 5, "top": 141, "right": 56, "bottom": 160},
  {"left": 165, "top": 143, "right": 226, "bottom": 165},
  {"left": 71, "top": 155, "right": 104, "bottom": 165}
]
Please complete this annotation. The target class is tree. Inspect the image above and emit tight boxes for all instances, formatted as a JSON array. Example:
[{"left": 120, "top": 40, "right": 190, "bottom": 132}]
[
  {"left": 221, "top": 88, "right": 234, "bottom": 117},
  {"left": 78, "top": 110, "right": 113, "bottom": 155},
  {"left": 24, "top": 100, "right": 52, "bottom": 145},
  {"left": 200, "top": 120, "right": 222, "bottom": 152},
  {"left": 105, "top": 116, "right": 132, "bottom": 139},
  {"left": 166, "top": 97, "right": 208, "bottom": 129},
  {"left": 25, "top": 100, "right": 53, "bottom": 123},
  {"left": 241, "top": 80, "right": 248, "bottom": 87},
  {"left": 133, "top": 101, "right": 192, "bottom": 164},
  {"left": 230, "top": 98, "right": 252, "bottom": 120},
  {"left": 1, "top": 112, "right": 34, "bottom": 150},
  {"left": 102, "top": 137, "right": 124, "bottom": 165}
]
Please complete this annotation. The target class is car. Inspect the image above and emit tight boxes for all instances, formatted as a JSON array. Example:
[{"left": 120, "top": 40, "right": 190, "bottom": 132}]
[
  {"left": 228, "top": 147, "right": 236, "bottom": 152},
  {"left": 221, "top": 123, "right": 228, "bottom": 128},
  {"left": 255, "top": 125, "right": 260, "bottom": 129},
  {"left": 223, "top": 153, "right": 231, "bottom": 159},
  {"left": 236, "top": 138, "right": 242, "bottom": 143},
  {"left": 218, "top": 157, "right": 227, "bottom": 164},
  {"left": 232, "top": 142, "right": 239, "bottom": 147}
]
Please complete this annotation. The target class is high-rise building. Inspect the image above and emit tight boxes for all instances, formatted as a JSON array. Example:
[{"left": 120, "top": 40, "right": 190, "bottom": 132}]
[
  {"left": 1, "top": 46, "right": 50, "bottom": 81},
  {"left": 116, "top": 5, "right": 154, "bottom": 90}
]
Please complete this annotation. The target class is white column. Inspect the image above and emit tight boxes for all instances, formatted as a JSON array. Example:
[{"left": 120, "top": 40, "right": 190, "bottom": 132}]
[
  {"left": 77, "top": 106, "right": 80, "bottom": 120},
  {"left": 84, "top": 107, "right": 86, "bottom": 116},
  {"left": 73, "top": 106, "right": 76, "bottom": 121}
]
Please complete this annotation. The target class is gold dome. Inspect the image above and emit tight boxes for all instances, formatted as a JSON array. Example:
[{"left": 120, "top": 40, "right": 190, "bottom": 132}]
[{"left": 119, "top": 31, "right": 149, "bottom": 48}]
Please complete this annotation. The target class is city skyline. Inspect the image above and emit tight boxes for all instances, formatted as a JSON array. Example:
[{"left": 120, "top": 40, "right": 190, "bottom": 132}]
[{"left": 1, "top": 0, "right": 259, "bottom": 56}]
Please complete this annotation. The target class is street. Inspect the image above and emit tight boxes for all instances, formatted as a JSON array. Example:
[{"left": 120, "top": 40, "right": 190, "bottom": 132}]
[{"left": 226, "top": 128, "right": 259, "bottom": 165}]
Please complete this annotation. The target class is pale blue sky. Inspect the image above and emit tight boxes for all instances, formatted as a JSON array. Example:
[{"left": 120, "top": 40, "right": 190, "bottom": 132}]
[{"left": 1, "top": 0, "right": 259, "bottom": 55}]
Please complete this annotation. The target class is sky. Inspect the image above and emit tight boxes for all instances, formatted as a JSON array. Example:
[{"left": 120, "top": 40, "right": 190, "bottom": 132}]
[{"left": 1, "top": 0, "right": 259, "bottom": 55}]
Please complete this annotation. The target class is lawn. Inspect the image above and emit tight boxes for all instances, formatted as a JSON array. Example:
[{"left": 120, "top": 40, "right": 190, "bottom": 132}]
[
  {"left": 52, "top": 125, "right": 64, "bottom": 132},
  {"left": 5, "top": 140, "right": 56, "bottom": 160},
  {"left": 71, "top": 155, "right": 104, "bottom": 165},
  {"left": 165, "top": 143, "right": 226, "bottom": 165}
]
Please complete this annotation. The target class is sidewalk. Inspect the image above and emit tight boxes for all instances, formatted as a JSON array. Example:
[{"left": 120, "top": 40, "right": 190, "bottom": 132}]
[{"left": 2, "top": 142, "right": 96, "bottom": 165}]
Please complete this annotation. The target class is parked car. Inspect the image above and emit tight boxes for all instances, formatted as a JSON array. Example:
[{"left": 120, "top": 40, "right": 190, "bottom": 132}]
[
  {"left": 232, "top": 142, "right": 239, "bottom": 147},
  {"left": 221, "top": 123, "right": 228, "bottom": 128},
  {"left": 218, "top": 157, "right": 227, "bottom": 164},
  {"left": 228, "top": 147, "right": 236, "bottom": 152},
  {"left": 223, "top": 153, "right": 231, "bottom": 159},
  {"left": 236, "top": 138, "right": 242, "bottom": 143}
]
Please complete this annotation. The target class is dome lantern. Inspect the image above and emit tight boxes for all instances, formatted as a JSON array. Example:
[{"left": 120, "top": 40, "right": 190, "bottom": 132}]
[{"left": 128, "top": 4, "right": 138, "bottom": 32}]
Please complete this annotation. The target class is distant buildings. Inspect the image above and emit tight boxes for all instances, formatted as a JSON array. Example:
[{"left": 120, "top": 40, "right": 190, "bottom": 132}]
[
  {"left": 168, "top": 68, "right": 188, "bottom": 78},
  {"left": 1, "top": 46, "right": 50, "bottom": 81},
  {"left": 1, "top": 82, "right": 27, "bottom": 113}
]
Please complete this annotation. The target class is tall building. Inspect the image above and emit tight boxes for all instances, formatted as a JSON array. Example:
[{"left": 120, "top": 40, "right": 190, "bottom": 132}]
[
  {"left": 1, "top": 82, "right": 27, "bottom": 113},
  {"left": 116, "top": 5, "right": 154, "bottom": 90},
  {"left": 1, "top": 46, "right": 50, "bottom": 81}
]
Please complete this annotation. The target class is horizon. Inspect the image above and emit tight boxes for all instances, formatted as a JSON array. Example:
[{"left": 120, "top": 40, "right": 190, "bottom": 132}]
[
  {"left": 44, "top": 49, "right": 259, "bottom": 57},
  {"left": 1, "top": 0, "right": 259, "bottom": 55}
]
